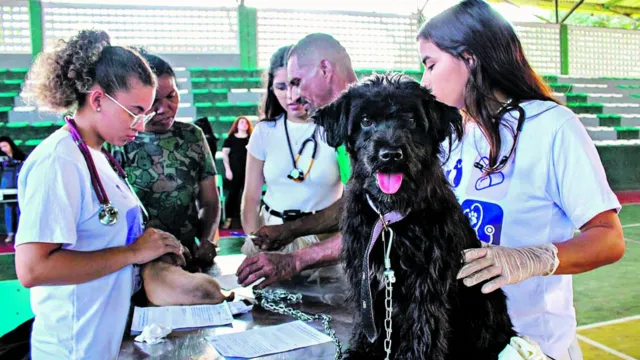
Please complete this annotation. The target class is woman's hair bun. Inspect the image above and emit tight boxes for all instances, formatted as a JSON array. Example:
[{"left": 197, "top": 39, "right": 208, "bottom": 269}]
[{"left": 23, "top": 29, "right": 111, "bottom": 111}]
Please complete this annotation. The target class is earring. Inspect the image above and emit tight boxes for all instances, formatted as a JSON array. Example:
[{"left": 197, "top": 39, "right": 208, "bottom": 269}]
[{"left": 97, "top": 107, "right": 101, "bottom": 112}]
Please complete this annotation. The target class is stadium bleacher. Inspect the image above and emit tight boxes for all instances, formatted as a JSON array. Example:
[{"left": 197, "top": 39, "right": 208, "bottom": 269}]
[{"left": 1, "top": 65, "right": 639, "bottom": 190}]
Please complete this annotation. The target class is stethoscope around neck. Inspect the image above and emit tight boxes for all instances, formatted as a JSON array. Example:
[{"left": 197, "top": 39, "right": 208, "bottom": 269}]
[
  {"left": 472, "top": 99, "right": 526, "bottom": 174},
  {"left": 65, "top": 116, "right": 149, "bottom": 229},
  {"left": 283, "top": 116, "right": 318, "bottom": 183}
]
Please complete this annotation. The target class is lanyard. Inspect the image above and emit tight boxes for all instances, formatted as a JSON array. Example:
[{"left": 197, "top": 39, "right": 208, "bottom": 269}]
[
  {"left": 284, "top": 117, "right": 318, "bottom": 182},
  {"left": 361, "top": 194, "right": 408, "bottom": 349},
  {"left": 65, "top": 116, "right": 148, "bottom": 226}
]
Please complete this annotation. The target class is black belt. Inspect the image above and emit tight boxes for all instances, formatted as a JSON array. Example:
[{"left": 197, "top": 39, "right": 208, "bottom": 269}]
[{"left": 263, "top": 202, "right": 315, "bottom": 222}]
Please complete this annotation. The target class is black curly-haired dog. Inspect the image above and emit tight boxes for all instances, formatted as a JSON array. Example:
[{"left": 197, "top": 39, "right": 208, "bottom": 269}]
[{"left": 313, "top": 73, "right": 517, "bottom": 359}]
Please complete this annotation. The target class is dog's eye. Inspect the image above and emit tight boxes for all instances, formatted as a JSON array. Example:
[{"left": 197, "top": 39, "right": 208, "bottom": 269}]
[{"left": 361, "top": 117, "right": 372, "bottom": 128}]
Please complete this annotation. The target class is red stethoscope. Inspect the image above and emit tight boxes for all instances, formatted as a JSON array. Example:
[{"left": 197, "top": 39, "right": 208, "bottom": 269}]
[{"left": 65, "top": 116, "right": 148, "bottom": 230}]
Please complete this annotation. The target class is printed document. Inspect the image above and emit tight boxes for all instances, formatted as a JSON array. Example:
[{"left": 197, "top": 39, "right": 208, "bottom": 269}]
[
  {"left": 208, "top": 320, "right": 332, "bottom": 358},
  {"left": 131, "top": 302, "right": 233, "bottom": 332}
]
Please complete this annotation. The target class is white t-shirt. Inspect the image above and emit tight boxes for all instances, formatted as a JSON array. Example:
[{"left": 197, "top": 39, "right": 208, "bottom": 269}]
[
  {"left": 247, "top": 114, "right": 343, "bottom": 213},
  {"left": 15, "top": 129, "right": 144, "bottom": 360},
  {"left": 441, "top": 100, "right": 621, "bottom": 359}
]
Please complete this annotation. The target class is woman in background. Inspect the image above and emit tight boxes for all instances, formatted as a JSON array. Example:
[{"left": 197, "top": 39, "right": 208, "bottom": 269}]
[
  {"left": 0, "top": 136, "right": 26, "bottom": 243},
  {"left": 221, "top": 116, "right": 252, "bottom": 229}
]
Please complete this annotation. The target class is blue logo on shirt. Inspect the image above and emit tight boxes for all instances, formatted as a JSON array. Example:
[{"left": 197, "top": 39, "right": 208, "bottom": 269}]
[
  {"left": 445, "top": 158, "right": 463, "bottom": 188},
  {"left": 474, "top": 157, "right": 505, "bottom": 191},
  {"left": 461, "top": 199, "right": 504, "bottom": 245},
  {"left": 125, "top": 207, "right": 144, "bottom": 246},
  {"left": 466, "top": 156, "right": 514, "bottom": 201}
]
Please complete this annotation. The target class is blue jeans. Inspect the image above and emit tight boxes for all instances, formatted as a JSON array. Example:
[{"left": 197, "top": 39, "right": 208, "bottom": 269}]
[
  {"left": 4, "top": 203, "right": 18, "bottom": 234},
  {"left": 1, "top": 164, "right": 20, "bottom": 234}
]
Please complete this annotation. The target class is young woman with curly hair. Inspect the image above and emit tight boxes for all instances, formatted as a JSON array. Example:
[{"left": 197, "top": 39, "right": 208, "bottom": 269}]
[{"left": 14, "top": 30, "right": 183, "bottom": 359}]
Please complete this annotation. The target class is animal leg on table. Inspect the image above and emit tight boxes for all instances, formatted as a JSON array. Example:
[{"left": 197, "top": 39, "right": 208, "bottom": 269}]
[{"left": 141, "top": 261, "right": 234, "bottom": 306}]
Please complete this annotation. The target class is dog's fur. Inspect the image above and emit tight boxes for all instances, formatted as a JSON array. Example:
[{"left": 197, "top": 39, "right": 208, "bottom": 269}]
[{"left": 313, "top": 74, "right": 516, "bottom": 359}]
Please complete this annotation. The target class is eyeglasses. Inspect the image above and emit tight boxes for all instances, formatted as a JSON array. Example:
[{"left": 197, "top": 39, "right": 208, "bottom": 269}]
[{"left": 103, "top": 93, "right": 156, "bottom": 129}]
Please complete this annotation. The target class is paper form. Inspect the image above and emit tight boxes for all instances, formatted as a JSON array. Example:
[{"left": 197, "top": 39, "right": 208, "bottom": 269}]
[
  {"left": 228, "top": 301, "right": 253, "bottom": 315},
  {"left": 208, "top": 320, "right": 332, "bottom": 358},
  {"left": 131, "top": 302, "right": 233, "bottom": 332}
]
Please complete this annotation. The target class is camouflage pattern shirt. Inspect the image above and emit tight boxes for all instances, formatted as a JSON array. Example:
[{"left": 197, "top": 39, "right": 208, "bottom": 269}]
[{"left": 116, "top": 122, "right": 217, "bottom": 247}]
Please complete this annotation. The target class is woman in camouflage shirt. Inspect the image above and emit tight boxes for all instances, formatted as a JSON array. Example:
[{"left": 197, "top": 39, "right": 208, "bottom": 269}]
[{"left": 115, "top": 52, "right": 220, "bottom": 266}]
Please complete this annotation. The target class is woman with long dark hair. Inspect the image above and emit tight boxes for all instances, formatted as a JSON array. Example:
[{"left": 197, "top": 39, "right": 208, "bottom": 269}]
[
  {"left": 240, "top": 44, "right": 343, "bottom": 258},
  {"left": 0, "top": 136, "right": 25, "bottom": 243},
  {"left": 221, "top": 116, "right": 252, "bottom": 229},
  {"left": 418, "top": 1, "right": 624, "bottom": 359},
  {"left": 0, "top": 136, "right": 26, "bottom": 161}
]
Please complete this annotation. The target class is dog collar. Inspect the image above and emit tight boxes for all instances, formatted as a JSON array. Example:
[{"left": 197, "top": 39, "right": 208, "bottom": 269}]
[{"left": 361, "top": 194, "right": 408, "bottom": 342}]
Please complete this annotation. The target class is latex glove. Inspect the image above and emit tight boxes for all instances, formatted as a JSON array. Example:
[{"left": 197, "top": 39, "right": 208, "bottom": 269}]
[
  {"left": 134, "top": 324, "right": 172, "bottom": 344},
  {"left": 499, "top": 336, "right": 548, "bottom": 360},
  {"left": 457, "top": 243, "right": 560, "bottom": 294}
]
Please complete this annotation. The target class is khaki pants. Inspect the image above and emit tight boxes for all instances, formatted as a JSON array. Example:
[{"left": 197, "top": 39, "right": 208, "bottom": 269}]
[
  {"left": 241, "top": 205, "right": 342, "bottom": 280},
  {"left": 241, "top": 205, "right": 335, "bottom": 256}
]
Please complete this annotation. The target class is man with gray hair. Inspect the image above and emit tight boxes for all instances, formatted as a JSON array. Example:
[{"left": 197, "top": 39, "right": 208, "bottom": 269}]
[
  {"left": 236, "top": 33, "right": 357, "bottom": 288},
  {"left": 287, "top": 33, "right": 357, "bottom": 112}
]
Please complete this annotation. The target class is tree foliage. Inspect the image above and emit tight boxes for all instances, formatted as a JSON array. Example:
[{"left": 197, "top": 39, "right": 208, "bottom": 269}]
[{"left": 556, "top": 11, "right": 639, "bottom": 30}]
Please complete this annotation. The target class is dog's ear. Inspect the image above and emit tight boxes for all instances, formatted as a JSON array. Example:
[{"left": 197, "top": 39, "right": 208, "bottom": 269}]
[
  {"left": 421, "top": 88, "right": 463, "bottom": 144},
  {"left": 313, "top": 94, "right": 352, "bottom": 148}
]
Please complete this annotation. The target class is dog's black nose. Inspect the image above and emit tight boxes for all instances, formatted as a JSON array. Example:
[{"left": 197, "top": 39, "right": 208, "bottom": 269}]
[{"left": 379, "top": 148, "right": 403, "bottom": 162}]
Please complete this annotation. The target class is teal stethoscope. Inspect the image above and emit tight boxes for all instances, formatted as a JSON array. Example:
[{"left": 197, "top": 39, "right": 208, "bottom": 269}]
[{"left": 284, "top": 118, "right": 318, "bottom": 182}]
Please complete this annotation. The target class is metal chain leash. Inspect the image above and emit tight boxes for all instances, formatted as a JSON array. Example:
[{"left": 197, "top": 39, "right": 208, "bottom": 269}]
[
  {"left": 368, "top": 198, "right": 396, "bottom": 360},
  {"left": 254, "top": 288, "right": 344, "bottom": 360},
  {"left": 382, "top": 227, "right": 395, "bottom": 360}
]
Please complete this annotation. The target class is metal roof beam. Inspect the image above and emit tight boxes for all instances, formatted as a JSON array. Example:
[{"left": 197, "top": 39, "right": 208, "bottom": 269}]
[
  {"left": 490, "top": 0, "right": 640, "bottom": 18},
  {"left": 560, "top": 0, "right": 585, "bottom": 23}
]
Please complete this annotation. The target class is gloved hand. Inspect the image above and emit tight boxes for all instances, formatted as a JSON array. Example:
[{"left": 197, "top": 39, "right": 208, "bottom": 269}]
[{"left": 457, "top": 243, "right": 560, "bottom": 294}]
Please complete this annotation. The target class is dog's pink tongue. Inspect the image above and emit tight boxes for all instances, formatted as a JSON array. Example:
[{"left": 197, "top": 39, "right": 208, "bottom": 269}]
[{"left": 376, "top": 173, "right": 403, "bottom": 194}]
